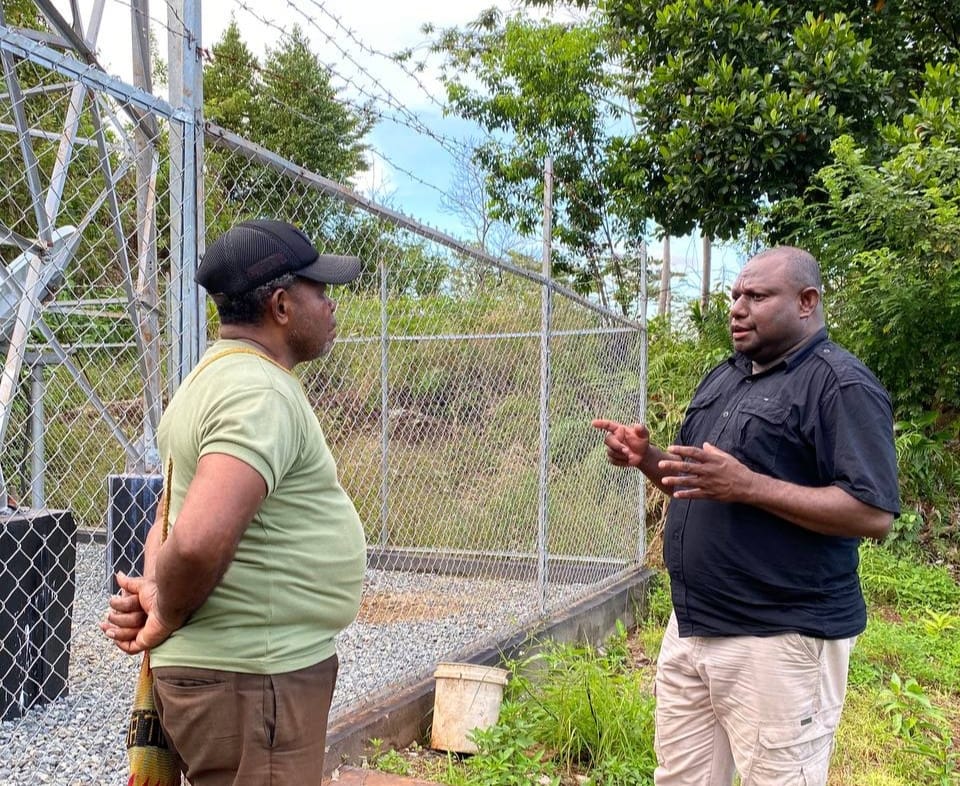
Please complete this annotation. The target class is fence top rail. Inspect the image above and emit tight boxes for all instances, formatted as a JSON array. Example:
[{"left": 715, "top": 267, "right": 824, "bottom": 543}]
[
  {"left": 383, "top": 326, "right": 639, "bottom": 343},
  {"left": 204, "top": 122, "right": 646, "bottom": 333}
]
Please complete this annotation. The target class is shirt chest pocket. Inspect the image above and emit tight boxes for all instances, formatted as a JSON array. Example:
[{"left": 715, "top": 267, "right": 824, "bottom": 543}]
[
  {"left": 680, "top": 389, "right": 723, "bottom": 444},
  {"left": 733, "top": 396, "right": 790, "bottom": 471}
]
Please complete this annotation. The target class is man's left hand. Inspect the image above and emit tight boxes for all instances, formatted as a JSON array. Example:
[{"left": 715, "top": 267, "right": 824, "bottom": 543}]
[{"left": 659, "top": 442, "right": 756, "bottom": 502}]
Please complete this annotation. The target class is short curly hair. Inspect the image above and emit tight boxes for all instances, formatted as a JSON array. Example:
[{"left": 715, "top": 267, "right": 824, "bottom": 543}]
[{"left": 212, "top": 273, "right": 298, "bottom": 325}]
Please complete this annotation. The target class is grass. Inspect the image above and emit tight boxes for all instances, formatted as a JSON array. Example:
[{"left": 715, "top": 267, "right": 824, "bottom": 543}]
[{"left": 368, "top": 544, "right": 960, "bottom": 785}]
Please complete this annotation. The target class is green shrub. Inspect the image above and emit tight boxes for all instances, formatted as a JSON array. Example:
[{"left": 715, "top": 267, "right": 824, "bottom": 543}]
[
  {"left": 497, "top": 628, "right": 657, "bottom": 784},
  {"left": 860, "top": 544, "right": 960, "bottom": 613}
]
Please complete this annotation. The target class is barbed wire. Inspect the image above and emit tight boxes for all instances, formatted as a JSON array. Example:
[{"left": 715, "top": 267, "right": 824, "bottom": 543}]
[
  {"left": 224, "top": 0, "right": 497, "bottom": 225},
  {"left": 95, "top": 0, "right": 489, "bottom": 230},
  {"left": 41, "top": 0, "right": 662, "bottom": 259},
  {"left": 230, "top": 0, "right": 472, "bottom": 159},
  {"left": 286, "top": 0, "right": 452, "bottom": 117},
  {"left": 103, "top": 1, "right": 468, "bottom": 160},
  {"left": 197, "top": 44, "right": 479, "bottom": 221},
  {"left": 116, "top": 0, "right": 479, "bottom": 166}
]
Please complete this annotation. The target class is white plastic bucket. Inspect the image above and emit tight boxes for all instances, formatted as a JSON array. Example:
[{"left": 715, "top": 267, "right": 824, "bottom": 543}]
[{"left": 430, "top": 662, "right": 510, "bottom": 753}]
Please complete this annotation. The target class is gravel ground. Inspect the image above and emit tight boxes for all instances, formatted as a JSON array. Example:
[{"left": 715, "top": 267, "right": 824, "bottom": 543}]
[{"left": 0, "top": 540, "right": 590, "bottom": 785}]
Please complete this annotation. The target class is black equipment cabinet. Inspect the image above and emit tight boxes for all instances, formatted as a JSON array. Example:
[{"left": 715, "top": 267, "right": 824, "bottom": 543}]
[
  {"left": 105, "top": 473, "right": 162, "bottom": 593},
  {"left": 0, "top": 508, "right": 76, "bottom": 721}
]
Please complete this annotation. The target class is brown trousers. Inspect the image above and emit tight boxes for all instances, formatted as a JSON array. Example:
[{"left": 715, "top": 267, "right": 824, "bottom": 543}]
[{"left": 153, "top": 654, "right": 338, "bottom": 786}]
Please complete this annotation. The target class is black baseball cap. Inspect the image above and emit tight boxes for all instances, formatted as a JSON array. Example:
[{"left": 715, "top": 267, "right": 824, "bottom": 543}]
[{"left": 196, "top": 219, "right": 363, "bottom": 296}]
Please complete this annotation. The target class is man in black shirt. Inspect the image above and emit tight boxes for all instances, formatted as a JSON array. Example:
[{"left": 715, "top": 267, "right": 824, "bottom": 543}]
[{"left": 594, "top": 246, "right": 899, "bottom": 785}]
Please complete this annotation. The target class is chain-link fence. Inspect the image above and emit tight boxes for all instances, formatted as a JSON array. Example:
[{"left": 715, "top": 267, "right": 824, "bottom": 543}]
[{"left": 0, "top": 12, "right": 646, "bottom": 784}]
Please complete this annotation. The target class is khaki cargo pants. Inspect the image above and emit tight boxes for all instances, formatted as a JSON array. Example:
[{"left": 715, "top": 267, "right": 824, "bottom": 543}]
[{"left": 654, "top": 613, "right": 854, "bottom": 786}]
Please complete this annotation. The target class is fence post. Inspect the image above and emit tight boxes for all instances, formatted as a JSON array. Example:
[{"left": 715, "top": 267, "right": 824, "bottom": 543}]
[
  {"left": 166, "top": 0, "right": 205, "bottom": 389},
  {"left": 29, "top": 360, "right": 45, "bottom": 508},
  {"left": 636, "top": 242, "right": 648, "bottom": 565},
  {"left": 659, "top": 233, "right": 671, "bottom": 323},
  {"left": 700, "top": 232, "right": 712, "bottom": 317},
  {"left": 537, "top": 156, "right": 554, "bottom": 613},
  {"left": 379, "top": 254, "right": 390, "bottom": 546}
]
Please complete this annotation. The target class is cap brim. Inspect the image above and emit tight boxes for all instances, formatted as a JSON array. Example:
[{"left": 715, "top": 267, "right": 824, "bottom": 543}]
[{"left": 296, "top": 254, "right": 363, "bottom": 286}]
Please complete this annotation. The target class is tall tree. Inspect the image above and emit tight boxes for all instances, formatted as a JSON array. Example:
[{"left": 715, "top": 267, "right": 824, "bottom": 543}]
[
  {"left": 202, "top": 18, "right": 260, "bottom": 235},
  {"left": 430, "top": 10, "right": 647, "bottom": 315},
  {"left": 202, "top": 22, "right": 373, "bottom": 246},
  {"left": 256, "top": 25, "right": 371, "bottom": 183},
  {"left": 604, "top": 0, "right": 960, "bottom": 241},
  {"left": 204, "top": 21, "right": 370, "bottom": 182}
]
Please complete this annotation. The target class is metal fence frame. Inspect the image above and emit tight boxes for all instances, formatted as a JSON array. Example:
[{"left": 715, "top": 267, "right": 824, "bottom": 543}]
[{"left": 0, "top": 5, "right": 649, "bottom": 782}]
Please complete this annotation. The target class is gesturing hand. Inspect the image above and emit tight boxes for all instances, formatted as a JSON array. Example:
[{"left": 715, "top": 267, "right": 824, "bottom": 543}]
[
  {"left": 591, "top": 419, "right": 650, "bottom": 468},
  {"left": 658, "top": 441, "right": 756, "bottom": 501}
]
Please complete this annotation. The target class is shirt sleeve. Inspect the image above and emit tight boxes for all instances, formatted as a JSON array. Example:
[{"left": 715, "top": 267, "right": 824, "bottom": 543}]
[
  {"left": 197, "top": 384, "right": 302, "bottom": 495},
  {"left": 816, "top": 380, "right": 901, "bottom": 515}
]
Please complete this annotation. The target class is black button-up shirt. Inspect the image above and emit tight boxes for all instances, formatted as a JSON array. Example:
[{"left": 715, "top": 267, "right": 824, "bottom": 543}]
[{"left": 666, "top": 329, "right": 901, "bottom": 639}]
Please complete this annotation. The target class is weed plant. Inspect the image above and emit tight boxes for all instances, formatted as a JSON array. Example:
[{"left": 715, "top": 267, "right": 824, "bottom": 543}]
[
  {"left": 505, "top": 627, "right": 657, "bottom": 785},
  {"left": 832, "top": 688, "right": 928, "bottom": 784},
  {"left": 447, "top": 703, "right": 563, "bottom": 786},
  {"left": 879, "top": 674, "right": 959, "bottom": 785},
  {"left": 367, "top": 738, "right": 413, "bottom": 776},
  {"left": 431, "top": 624, "right": 657, "bottom": 786}
]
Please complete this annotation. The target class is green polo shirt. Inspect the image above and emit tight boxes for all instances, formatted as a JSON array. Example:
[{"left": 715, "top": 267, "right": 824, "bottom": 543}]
[{"left": 150, "top": 339, "right": 366, "bottom": 673}]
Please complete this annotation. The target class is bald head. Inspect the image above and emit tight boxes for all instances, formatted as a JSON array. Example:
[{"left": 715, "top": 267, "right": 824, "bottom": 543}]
[{"left": 749, "top": 246, "right": 822, "bottom": 293}]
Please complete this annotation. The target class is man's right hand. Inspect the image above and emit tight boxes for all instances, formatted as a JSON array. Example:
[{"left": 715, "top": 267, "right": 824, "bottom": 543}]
[
  {"left": 592, "top": 419, "right": 651, "bottom": 468},
  {"left": 101, "top": 571, "right": 175, "bottom": 655}
]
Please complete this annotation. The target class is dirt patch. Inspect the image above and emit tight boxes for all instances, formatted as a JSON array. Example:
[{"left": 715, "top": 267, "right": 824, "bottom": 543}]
[
  {"left": 357, "top": 590, "right": 469, "bottom": 624},
  {"left": 874, "top": 605, "right": 903, "bottom": 624}
]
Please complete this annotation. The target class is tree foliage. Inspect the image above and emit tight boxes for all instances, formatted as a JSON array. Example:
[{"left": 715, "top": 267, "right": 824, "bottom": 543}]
[
  {"left": 428, "top": 0, "right": 960, "bottom": 318},
  {"left": 770, "top": 63, "right": 960, "bottom": 418},
  {"left": 203, "top": 19, "right": 383, "bottom": 285},
  {"left": 204, "top": 20, "right": 371, "bottom": 180},
  {"left": 202, "top": 19, "right": 372, "bottom": 239},
  {"left": 202, "top": 20, "right": 452, "bottom": 298},
  {"left": 603, "top": 0, "right": 960, "bottom": 241},
  {"left": 203, "top": 18, "right": 257, "bottom": 136},
  {"left": 429, "top": 10, "right": 647, "bottom": 315}
]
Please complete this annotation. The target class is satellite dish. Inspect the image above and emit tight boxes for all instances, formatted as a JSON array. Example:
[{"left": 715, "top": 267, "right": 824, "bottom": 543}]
[{"left": 0, "top": 226, "right": 77, "bottom": 343}]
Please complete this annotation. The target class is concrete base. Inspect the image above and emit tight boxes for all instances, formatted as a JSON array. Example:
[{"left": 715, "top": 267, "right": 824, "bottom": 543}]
[{"left": 324, "top": 566, "right": 653, "bottom": 775}]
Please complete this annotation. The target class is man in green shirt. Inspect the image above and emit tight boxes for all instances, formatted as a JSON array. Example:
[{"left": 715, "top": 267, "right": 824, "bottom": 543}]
[{"left": 102, "top": 220, "right": 367, "bottom": 784}]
